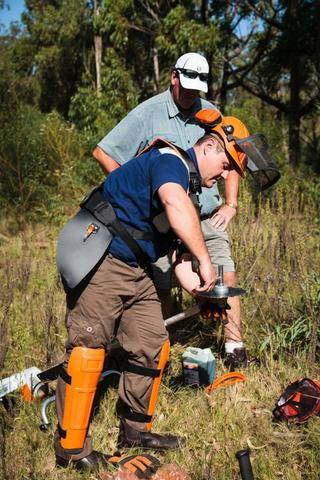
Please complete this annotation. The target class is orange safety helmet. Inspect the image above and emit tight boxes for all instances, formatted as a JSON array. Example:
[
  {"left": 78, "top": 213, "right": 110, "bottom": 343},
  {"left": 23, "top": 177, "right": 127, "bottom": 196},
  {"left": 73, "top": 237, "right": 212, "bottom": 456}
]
[{"left": 195, "top": 109, "right": 250, "bottom": 177}]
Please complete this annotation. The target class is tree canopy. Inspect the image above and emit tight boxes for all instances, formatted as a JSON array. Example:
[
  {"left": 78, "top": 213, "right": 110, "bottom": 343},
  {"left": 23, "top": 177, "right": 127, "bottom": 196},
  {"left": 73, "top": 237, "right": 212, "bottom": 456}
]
[{"left": 0, "top": 0, "right": 319, "bottom": 215}]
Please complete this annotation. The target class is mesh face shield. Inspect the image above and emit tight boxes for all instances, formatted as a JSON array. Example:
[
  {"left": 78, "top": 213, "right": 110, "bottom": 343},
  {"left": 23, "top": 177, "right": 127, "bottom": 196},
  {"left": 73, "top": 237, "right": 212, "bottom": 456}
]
[
  {"left": 235, "top": 134, "right": 281, "bottom": 191},
  {"left": 273, "top": 378, "right": 320, "bottom": 424}
]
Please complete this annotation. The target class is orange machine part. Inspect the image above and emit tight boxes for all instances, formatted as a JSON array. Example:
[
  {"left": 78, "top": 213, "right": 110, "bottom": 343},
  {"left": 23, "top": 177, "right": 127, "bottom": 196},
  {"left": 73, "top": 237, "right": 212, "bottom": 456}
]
[
  {"left": 146, "top": 339, "right": 170, "bottom": 430},
  {"left": 60, "top": 346, "right": 105, "bottom": 450},
  {"left": 21, "top": 384, "right": 33, "bottom": 403},
  {"left": 206, "top": 372, "right": 246, "bottom": 394}
]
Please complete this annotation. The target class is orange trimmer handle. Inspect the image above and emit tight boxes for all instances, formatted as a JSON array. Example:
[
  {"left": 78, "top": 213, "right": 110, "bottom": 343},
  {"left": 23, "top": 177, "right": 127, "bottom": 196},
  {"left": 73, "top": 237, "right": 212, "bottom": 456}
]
[{"left": 206, "top": 372, "right": 246, "bottom": 394}]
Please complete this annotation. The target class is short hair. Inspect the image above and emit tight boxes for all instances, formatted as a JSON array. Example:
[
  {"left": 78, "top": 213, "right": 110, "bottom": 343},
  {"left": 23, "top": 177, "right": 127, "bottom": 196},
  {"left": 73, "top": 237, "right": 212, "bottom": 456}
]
[{"left": 195, "top": 133, "right": 224, "bottom": 153}]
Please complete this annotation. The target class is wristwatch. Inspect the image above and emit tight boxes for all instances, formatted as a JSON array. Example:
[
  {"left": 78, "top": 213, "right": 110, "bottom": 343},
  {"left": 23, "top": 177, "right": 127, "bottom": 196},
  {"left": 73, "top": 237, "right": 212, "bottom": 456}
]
[{"left": 225, "top": 202, "right": 237, "bottom": 209}]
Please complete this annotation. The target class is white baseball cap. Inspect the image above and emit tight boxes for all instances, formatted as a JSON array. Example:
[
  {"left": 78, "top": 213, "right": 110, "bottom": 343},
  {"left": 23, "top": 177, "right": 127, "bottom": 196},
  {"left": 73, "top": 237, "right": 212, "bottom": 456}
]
[{"left": 175, "top": 52, "right": 209, "bottom": 93}]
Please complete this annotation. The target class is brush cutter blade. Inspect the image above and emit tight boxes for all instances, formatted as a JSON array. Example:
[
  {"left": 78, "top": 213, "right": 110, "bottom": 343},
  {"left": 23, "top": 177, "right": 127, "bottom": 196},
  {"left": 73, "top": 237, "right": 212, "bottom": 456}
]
[{"left": 195, "top": 286, "right": 246, "bottom": 299}]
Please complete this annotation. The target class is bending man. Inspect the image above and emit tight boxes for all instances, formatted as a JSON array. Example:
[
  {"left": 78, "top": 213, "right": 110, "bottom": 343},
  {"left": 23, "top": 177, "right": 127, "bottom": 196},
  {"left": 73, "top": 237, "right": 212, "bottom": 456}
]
[
  {"left": 55, "top": 112, "right": 250, "bottom": 473},
  {"left": 93, "top": 52, "right": 247, "bottom": 368}
]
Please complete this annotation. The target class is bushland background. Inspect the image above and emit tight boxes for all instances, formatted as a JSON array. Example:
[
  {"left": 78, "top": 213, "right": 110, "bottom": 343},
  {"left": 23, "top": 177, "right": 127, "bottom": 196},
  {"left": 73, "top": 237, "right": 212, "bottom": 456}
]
[{"left": 0, "top": 1, "right": 319, "bottom": 479}]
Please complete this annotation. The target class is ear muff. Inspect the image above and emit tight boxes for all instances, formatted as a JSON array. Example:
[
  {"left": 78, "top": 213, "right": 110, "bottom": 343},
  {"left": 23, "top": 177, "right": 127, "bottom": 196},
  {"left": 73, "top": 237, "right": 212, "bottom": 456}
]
[
  {"left": 195, "top": 109, "right": 250, "bottom": 177},
  {"left": 195, "top": 109, "right": 222, "bottom": 128}
]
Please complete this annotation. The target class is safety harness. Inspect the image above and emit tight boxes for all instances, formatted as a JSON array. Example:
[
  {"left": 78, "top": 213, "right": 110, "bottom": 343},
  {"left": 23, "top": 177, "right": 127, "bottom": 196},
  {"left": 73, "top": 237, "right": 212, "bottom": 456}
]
[
  {"left": 273, "top": 378, "right": 320, "bottom": 424},
  {"left": 139, "top": 137, "right": 202, "bottom": 211},
  {"left": 57, "top": 138, "right": 202, "bottom": 290},
  {"left": 82, "top": 138, "right": 202, "bottom": 266},
  {"left": 80, "top": 184, "right": 152, "bottom": 270}
]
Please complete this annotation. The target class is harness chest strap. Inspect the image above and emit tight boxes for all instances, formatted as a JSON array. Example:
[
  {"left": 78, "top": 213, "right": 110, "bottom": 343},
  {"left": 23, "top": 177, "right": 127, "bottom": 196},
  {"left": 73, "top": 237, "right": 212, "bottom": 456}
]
[
  {"left": 80, "top": 185, "right": 152, "bottom": 269},
  {"left": 138, "top": 137, "right": 202, "bottom": 210},
  {"left": 82, "top": 139, "right": 201, "bottom": 244},
  {"left": 57, "top": 138, "right": 202, "bottom": 290}
]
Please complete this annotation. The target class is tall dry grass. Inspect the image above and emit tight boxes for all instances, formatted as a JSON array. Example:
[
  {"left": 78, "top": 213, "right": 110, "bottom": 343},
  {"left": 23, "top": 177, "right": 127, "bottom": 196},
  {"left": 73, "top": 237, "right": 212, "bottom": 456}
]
[{"left": 0, "top": 172, "right": 319, "bottom": 480}]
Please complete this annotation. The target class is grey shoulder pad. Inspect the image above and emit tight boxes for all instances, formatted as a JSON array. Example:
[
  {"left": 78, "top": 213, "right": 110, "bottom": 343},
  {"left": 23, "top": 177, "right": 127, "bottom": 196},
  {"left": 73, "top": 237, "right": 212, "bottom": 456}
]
[{"left": 56, "top": 209, "right": 112, "bottom": 289}]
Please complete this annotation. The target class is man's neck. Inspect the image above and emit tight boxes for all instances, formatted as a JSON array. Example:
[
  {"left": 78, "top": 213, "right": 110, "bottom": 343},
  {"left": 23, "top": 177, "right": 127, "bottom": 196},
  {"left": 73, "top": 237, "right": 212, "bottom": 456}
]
[
  {"left": 177, "top": 103, "right": 194, "bottom": 119},
  {"left": 170, "top": 90, "right": 196, "bottom": 119}
]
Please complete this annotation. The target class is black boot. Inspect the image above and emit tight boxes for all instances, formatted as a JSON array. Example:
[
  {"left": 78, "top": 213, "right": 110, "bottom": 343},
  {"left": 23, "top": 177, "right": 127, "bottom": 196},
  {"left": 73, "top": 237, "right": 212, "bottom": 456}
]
[
  {"left": 118, "top": 419, "right": 185, "bottom": 450},
  {"left": 224, "top": 347, "right": 248, "bottom": 370},
  {"left": 56, "top": 450, "right": 109, "bottom": 472}
]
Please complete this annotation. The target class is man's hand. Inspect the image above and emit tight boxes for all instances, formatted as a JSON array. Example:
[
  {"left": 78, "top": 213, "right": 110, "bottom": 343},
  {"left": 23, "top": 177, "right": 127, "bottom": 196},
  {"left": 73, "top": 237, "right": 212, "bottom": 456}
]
[
  {"left": 196, "top": 258, "right": 216, "bottom": 292},
  {"left": 209, "top": 204, "right": 236, "bottom": 231}
]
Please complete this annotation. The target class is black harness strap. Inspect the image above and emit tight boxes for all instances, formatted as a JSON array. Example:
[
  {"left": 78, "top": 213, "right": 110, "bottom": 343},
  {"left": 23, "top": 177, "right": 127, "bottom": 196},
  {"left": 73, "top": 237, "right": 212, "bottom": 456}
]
[
  {"left": 58, "top": 423, "right": 67, "bottom": 439},
  {"left": 108, "top": 218, "right": 150, "bottom": 269},
  {"left": 122, "top": 409, "right": 153, "bottom": 424},
  {"left": 80, "top": 186, "right": 152, "bottom": 270},
  {"left": 125, "top": 362, "right": 160, "bottom": 378},
  {"left": 59, "top": 368, "right": 72, "bottom": 385},
  {"left": 168, "top": 144, "right": 202, "bottom": 212},
  {"left": 37, "top": 363, "right": 63, "bottom": 382}
]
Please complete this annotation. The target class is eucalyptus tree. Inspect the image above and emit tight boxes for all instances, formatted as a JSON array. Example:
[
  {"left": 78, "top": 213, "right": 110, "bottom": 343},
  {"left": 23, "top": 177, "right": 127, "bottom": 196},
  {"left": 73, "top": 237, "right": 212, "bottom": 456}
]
[
  {"left": 22, "top": 0, "right": 92, "bottom": 115},
  {"left": 227, "top": 0, "right": 320, "bottom": 165}
]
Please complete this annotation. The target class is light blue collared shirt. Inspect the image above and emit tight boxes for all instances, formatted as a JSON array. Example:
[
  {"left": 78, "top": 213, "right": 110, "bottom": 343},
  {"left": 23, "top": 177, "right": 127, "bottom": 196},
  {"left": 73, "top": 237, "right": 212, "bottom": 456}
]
[{"left": 98, "top": 89, "right": 222, "bottom": 215}]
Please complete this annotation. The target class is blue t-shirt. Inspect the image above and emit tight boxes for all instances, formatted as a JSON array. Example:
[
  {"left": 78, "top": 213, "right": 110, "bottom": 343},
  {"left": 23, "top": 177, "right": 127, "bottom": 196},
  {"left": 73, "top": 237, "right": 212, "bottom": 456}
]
[{"left": 103, "top": 147, "right": 191, "bottom": 265}]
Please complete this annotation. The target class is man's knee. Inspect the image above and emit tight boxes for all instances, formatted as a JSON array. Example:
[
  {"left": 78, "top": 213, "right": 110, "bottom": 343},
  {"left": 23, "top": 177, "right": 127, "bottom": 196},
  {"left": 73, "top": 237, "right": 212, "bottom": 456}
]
[
  {"left": 156, "top": 288, "right": 179, "bottom": 319},
  {"left": 223, "top": 270, "right": 237, "bottom": 287},
  {"left": 141, "top": 329, "right": 169, "bottom": 362}
]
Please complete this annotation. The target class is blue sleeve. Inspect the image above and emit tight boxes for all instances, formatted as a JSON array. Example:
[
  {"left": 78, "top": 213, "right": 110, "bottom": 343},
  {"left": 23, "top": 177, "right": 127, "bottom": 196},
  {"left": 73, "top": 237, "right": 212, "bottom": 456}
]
[
  {"left": 97, "top": 111, "right": 147, "bottom": 165},
  {"left": 150, "top": 153, "right": 189, "bottom": 195}
]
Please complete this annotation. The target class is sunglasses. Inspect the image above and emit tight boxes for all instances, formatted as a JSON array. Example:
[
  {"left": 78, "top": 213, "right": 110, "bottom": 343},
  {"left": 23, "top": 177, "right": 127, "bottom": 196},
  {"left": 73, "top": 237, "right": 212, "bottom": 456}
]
[{"left": 177, "top": 68, "right": 209, "bottom": 82}]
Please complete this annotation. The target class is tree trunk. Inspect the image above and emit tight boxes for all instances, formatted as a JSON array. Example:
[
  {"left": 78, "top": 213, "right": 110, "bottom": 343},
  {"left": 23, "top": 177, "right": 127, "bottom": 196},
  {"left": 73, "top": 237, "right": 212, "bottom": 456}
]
[
  {"left": 288, "top": 110, "right": 300, "bottom": 166},
  {"left": 206, "top": 52, "right": 215, "bottom": 102},
  {"left": 152, "top": 47, "right": 160, "bottom": 93},
  {"left": 218, "top": 59, "right": 229, "bottom": 113},
  {"left": 288, "top": 0, "right": 300, "bottom": 166},
  {"left": 93, "top": 0, "right": 102, "bottom": 94},
  {"left": 200, "top": 0, "right": 214, "bottom": 101},
  {"left": 201, "top": 0, "right": 209, "bottom": 25}
]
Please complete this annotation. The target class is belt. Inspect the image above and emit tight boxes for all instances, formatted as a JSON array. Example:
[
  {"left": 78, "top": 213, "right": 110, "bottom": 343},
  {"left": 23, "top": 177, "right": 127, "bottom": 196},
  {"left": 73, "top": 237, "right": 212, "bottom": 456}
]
[
  {"left": 200, "top": 213, "right": 213, "bottom": 221},
  {"left": 200, "top": 206, "right": 221, "bottom": 221}
]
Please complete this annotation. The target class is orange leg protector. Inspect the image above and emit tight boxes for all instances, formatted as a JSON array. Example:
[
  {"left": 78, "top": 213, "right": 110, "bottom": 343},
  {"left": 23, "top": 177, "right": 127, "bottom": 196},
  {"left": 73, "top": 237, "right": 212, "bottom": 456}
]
[
  {"left": 123, "top": 340, "right": 170, "bottom": 429},
  {"left": 146, "top": 339, "right": 170, "bottom": 430},
  {"left": 60, "top": 346, "right": 104, "bottom": 451}
]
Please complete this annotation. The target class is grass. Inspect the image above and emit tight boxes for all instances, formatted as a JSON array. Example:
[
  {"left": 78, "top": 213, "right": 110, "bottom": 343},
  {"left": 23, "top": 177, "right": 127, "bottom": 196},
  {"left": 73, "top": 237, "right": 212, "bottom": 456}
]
[{"left": 0, "top": 175, "right": 319, "bottom": 480}]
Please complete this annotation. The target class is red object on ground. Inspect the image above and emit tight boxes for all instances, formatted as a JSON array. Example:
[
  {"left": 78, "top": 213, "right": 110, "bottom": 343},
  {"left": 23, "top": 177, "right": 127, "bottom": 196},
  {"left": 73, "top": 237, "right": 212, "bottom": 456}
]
[{"left": 101, "top": 463, "right": 191, "bottom": 480}]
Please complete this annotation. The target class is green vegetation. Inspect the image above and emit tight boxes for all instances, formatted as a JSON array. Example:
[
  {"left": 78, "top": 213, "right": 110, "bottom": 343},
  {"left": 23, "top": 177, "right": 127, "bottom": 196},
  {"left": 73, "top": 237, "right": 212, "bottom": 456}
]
[
  {"left": 0, "top": 1, "right": 319, "bottom": 479},
  {"left": 0, "top": 173, "right": 319, "bottom": 479}
]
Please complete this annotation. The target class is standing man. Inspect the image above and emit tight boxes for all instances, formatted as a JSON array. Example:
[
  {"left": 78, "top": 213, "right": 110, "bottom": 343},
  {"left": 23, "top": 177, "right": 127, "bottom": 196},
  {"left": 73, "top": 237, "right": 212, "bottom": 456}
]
[
  {"left": 93, "top": 52, "right": 247, "bottom": 368},
  {"left": 55, "top": 115, "right": 250, "bottom": 472}
]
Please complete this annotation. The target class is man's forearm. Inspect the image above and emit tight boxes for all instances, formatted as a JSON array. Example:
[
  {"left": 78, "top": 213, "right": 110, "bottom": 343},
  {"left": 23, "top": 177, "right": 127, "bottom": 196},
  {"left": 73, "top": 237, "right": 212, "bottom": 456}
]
[
  {"left": 225, "top": 169, "right": 239, "bottom": 206},
  {"left": 159, "top": 185, "right": 210, "bottom": 263},
  {"left": 92, "top": 146, "right": 120, "bottom": 175}
]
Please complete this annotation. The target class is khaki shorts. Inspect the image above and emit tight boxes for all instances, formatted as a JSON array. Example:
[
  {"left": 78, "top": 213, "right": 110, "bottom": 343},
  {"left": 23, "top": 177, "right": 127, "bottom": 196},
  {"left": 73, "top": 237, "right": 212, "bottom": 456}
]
[{"left": 152, "top": 219, "right": 235, "bottom": 289}]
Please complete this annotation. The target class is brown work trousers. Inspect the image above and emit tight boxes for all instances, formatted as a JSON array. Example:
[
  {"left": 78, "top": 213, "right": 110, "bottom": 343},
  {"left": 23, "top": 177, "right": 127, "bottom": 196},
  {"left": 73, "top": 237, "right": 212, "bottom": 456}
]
[{"left": 55, "top": 254, "right": 168, "bottom": 460}]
